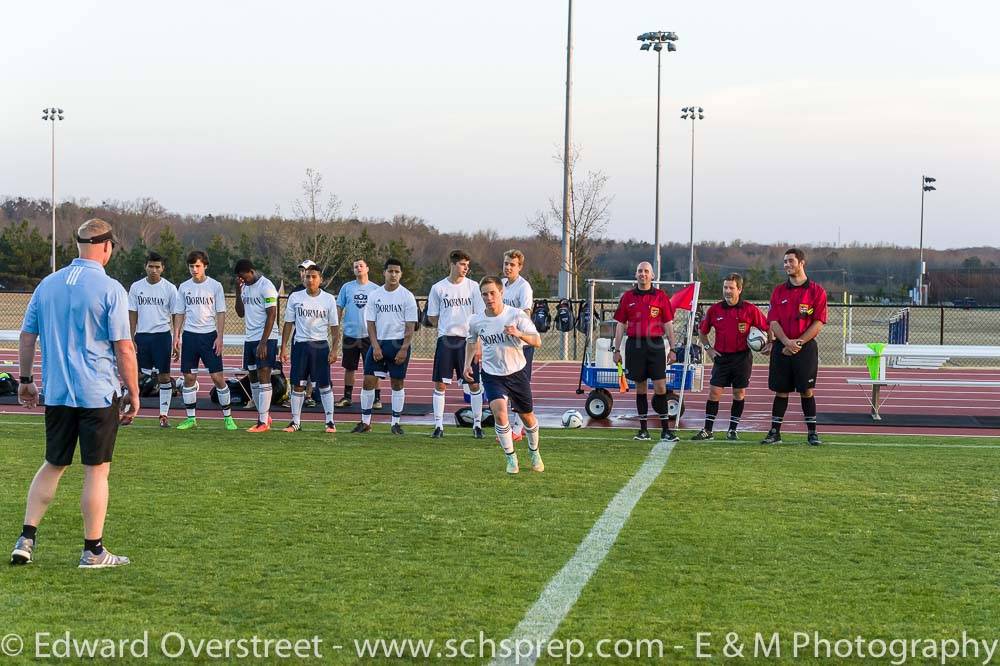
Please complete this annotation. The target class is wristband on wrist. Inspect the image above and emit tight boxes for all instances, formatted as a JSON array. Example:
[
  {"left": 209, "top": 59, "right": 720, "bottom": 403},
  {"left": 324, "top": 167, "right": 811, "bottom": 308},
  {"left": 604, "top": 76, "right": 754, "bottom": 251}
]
[{"left": 20, "top": 375, "right": 34, "bottom": 384}]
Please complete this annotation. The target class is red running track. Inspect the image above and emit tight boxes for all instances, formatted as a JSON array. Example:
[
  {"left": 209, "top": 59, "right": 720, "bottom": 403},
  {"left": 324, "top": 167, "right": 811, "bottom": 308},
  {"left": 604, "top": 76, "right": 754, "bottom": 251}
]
[{"left": 1, "top": 351, "right": 997, "bottom": 437}]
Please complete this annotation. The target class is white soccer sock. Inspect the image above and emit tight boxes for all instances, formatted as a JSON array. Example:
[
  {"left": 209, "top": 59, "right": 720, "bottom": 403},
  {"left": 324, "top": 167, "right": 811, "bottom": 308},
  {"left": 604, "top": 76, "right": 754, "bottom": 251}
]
[
  {"left": 251, "top": 381, "right": 261, "bottom": 410},
  {"left": 470, "top": 387, "right": 483, "bottom": 427},
  {"left": 495, "top": 423, "right": 515, "bottom": 455},
  {"left": 320, "top": 386, "right": 335, "bottom": 423},
  {"left": 217, "top": 386, "right": 232, "bottom": 417},
  {"left": 291, "top": 391, "right": 305, "bottom": 425},
  {"left": 182, "top": 384, "right": 198, "bottom": 418},
  {"left": 257, "top": 383, "right": 272, "bottom": 423},
  {"left": 391, "top": 389, "right": 405, "bottom": 425},
  {"left": 511, "top": 412, "right": 523, "bottom": 436},
  {"left": 159, "top": 382, "right": 172, "bottom": 417},
  {"left": 525, "top": 423, "right": 540, "bottom": 451},
  {"left": 361, "top": 388, "right": 375, "bottom": 425},
  {"left": 432, "top": 389, "right": 446, "bottom": 429}
]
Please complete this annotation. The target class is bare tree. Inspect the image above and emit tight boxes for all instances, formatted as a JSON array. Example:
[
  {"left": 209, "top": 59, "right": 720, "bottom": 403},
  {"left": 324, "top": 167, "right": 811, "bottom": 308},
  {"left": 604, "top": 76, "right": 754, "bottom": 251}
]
[
  {"left": 529, "top": 146, "right": 613, "bottom": 298},
  {"left": 289, "top": 168, "right": 360, "bottom": 287}
]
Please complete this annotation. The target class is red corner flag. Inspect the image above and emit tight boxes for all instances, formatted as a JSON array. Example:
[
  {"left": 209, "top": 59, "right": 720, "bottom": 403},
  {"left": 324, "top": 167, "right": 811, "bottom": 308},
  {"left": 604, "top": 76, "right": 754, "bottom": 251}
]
[{"left": 669, "top": 283, "right": 697, "bottom": 311}]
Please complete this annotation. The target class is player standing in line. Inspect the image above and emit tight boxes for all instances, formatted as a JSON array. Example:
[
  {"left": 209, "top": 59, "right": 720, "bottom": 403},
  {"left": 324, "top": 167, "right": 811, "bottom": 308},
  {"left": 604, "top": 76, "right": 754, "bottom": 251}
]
[
  {"left": 172, "top": 250, "right": 236, "bottom": 430},
  {"left": 12, "top": 219, "right": 139, "bottom": 567},
  {"left": 234, "top": 259, "right": 279, "bottom": 433},
  {"left": 465, "top": 277, "right": 543, "bottom": 475},
  {"left": 691, "top": 273, "right": 769, "bottom": 441},
  {"left": 762, "top": 248, "right": 828, "bottom": 445},
  {"left": 280, "top": 264, "right": 340, "bottom": 432},
  {"left": 427, "top": 249, "right": 486, "bottom": 439},
  {"left": 127, "top": 251, "right": 178, "bottom": 428},
  {"left": 501, "top": 249, "right": 533, "bottom": 441},
  {"left": 335, "top": 258, "right": 382, "bottom": 410},
  {"left": 290, "top": 259, "right": 319, "bottom": 408},
  {"left": 612, "top": 261, "right": 679, "bottom": 443},
  {"left": 352, "top": 258, "right": 418, "bottom": 435}
]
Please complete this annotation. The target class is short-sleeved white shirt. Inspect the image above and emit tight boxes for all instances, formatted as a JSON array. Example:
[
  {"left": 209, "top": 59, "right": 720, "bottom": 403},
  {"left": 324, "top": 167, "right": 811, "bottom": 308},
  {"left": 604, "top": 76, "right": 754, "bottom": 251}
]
[
  {"left": 285, "top": 290, "right": 339, "bottom": 342},
  {"left": 426, "top": 276, "right": 485, "bottom": 338},
  {"left": 502, "top": 276, "right": 533, "bottom": 312},
  {"left": 175, "top": 277, "right": 227, "bottom": 334},
  {"left": 365, "top": 285, "right": 418, "bottom": 340},
  {"left": 240, "top": 275, "right": 279, "bottom": 341},
  {"left": 467, "top": 305, "right": 539, "bottom": 376},
  {"left": 128, "top": 277, "right": 177, "bottom": 334}
]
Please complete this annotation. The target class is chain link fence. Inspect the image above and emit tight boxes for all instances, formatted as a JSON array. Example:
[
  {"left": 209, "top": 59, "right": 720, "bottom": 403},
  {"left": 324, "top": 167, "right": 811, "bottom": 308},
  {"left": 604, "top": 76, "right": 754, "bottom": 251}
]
[{"left": 1, "top": 292, "right": 997, "bottom": 366}]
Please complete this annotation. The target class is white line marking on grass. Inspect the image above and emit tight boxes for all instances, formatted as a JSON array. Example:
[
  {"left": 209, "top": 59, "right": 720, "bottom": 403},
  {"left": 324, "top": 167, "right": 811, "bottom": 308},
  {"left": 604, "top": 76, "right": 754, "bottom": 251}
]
[{"left": 489, "top": 441, "right": 675, "bottom": 666}]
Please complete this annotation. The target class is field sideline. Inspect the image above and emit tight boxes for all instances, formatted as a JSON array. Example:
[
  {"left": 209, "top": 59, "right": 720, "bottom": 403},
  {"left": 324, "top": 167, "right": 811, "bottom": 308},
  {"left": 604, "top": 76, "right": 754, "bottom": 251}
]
[{"left": 1, "top": 414, "right": 997, "bottom": 664}]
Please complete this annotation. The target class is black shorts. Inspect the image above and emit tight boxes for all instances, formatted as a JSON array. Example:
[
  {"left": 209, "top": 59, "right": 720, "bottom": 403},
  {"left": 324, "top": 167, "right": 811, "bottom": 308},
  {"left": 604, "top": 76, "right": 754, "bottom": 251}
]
[
  {"left": 482, "top": 367, "right": 533, "bottom": 414},
  {"left": 624, "top": 337, "right": 667, "bottom": 382},
  {"left": 432, "top": 336, "right": 480, "bottom": 384},
  {"left": 341, "top": 336, "right": 371, "bottom": 371},
  {"left": 291, "top": 340, "right": 331, "bottom": 388},
  {"left": 710, "top": 350, "right": 753, "bottom": 389},
  {"left": 243, "top": 339, "right": 278, "bottom": 372},
  {"left": 45, "top": 398, "right": 121, "bottom": 466},
  {"left": 181, "top": 331, "right": 223, "bottom": 374},
  {"left": 135, "top": 331, "right": 172, "bottom": 376},
  {"left": 768, "top": 339, "right": 819, "bottom": 393}
]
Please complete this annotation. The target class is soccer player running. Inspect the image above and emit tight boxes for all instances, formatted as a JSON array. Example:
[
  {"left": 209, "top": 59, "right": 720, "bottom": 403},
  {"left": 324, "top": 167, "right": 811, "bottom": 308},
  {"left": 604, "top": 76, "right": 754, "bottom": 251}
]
[
  {"left": 427, "top": 249, "right": 486, "bottom": 439},
  {"left": 280, "top": 264, "right": 340, "bottom": 432},
  {"left": 12, "top": 218, "right": 139, "bottom": 568},
  {"left": 465, "top": 277, "right": 543, "bottom": 474},
  {"left": 612, "top": 261, "right": 679, "bottom": 443},
  {"left": 692, "top": 273, "right": 768, "bottom": 441},
  {"left": 352, "top": 258, "right": 418, "bottom": 435},
  {"left": 234, "top": 259, "right": 279, "bottom": 432},
  {"left": 762, "top": 248, "right": 828, "bottom": 445},
  {"left": 501, "top": 249, "right": 533, "bottom": 441},
  {"left": 172, "top": 250, "right": 236, "bottom": 430},
  {"left": 335, "top": 258, "right": 382, "bottom": 410},
  {"left": 127, "top": 251, "right": 178, "bottom": 428}
]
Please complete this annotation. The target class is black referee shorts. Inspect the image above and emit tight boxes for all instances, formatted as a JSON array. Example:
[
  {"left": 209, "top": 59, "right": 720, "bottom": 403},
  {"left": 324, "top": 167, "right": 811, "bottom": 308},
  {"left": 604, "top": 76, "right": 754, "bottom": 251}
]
[
  {"left": 45, "top": 396, "right": 121, "bottom": 466},
  {"left": 710, "top": 350, "right": 753, "bottom": 389},
  {"left": 768, "top": 339, "right": 819, "bottom": 393},
  {"left": 624, "top": 337, "right": 667, "bottom": 383}
]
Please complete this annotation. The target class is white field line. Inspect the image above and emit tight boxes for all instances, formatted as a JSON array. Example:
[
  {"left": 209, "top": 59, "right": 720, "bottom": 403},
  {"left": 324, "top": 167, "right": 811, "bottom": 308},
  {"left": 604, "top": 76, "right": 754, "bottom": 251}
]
[{"left": 489, "top": 442, "right": 675, "bottom": 666}]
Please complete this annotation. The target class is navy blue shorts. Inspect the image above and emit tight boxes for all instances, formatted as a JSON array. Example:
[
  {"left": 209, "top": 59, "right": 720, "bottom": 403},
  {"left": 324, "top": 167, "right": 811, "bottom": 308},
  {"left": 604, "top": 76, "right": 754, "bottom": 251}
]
[
  {"left": 181, "top": 331, "right": 223, "bottom": 374},
  {"left": 243, "top": 339, "right": 278, "bottom": 372},
  {"left": 135, "top": 331, "right": 172, "bottom": 376},
  {"left": 523, "top": 344, "right": 535, "bottom": 380},
  {"left": 291, "top": 341, "right": 331, "bottom": 388},
  {"left": 482, "top": 367, "right": 533, "bottom": 414},
  {"left": 363, "top": 339, "right": 410, "bottom": 380},
  {"left": 432, "top": 335, "right": 480, "bottom": 384}
]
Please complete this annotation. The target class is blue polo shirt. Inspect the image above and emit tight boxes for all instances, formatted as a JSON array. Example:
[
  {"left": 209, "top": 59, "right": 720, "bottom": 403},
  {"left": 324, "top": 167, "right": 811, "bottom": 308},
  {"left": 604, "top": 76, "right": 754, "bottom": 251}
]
[
  {"left": 21, "top": 258, "right": 131, "bottom": 408},
  {"left": 336, "top": 280, "right": 380, "bottom": 339}
]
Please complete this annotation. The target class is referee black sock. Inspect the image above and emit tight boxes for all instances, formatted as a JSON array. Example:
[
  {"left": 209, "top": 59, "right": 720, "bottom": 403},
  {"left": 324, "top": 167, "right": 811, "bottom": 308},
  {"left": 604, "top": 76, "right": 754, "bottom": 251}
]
[
  {"left": 84, "top": 538, "right": 104, "bottom": 555},
  {"left": 651, "top": 393, "right": 671, "bottom": 431},
  {"left": 703, "top": 400, "right": 719, "bottom": 433},
  {"left": 771, "top": 396, "right": 789, "bottom": 433},
  {"left": 729, "top": 399, "right": 745, "bottom": 432},
  {"left": 21, "top": 525, "right": 37, "bottom": 541},
  {"left": 801, "top": 396, "right": 818, "bottom": 434},
  {"left": 636, "top": 393, "right": 649, "bottom": 431}
]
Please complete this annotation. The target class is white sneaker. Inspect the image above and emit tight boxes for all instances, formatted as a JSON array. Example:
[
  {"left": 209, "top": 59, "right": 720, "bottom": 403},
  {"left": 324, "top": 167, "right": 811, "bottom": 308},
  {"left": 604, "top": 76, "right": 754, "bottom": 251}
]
[
  {"left": 528, "top": 448, "right": 544, "bottom": 472},
  {"left": 79, "top": 548, "right": 130, "bottom": 568},
  {"left": 505, "top": 452, "right": 519, "bottom": 475}
]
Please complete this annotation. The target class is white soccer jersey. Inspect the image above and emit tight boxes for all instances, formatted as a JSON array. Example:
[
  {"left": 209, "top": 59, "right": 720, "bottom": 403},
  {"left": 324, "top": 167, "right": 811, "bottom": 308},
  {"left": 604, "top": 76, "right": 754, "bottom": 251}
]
[
  {"left": 365, "top": 285, "right": 418, "bottom": 340},
  {"left": 502, "top": 276, "right": 533, "bottom": 312},
  {"left": 426, "top": 276, "right": 485, "bottom": 337},
  {"left": 285, "top": 290, "right": 339, "bottom": 342},
  {"left": 467, "top": 305, "right": 539, "bottom": 376},
  {"left": 240, "top": 275, "right": 280, "bottom": 341},
  {"left": 175, "top": 277, "right": 227, "bottom": 334},
  {"left": 128, "top": 277, "right": 177, "bottom": 334}
]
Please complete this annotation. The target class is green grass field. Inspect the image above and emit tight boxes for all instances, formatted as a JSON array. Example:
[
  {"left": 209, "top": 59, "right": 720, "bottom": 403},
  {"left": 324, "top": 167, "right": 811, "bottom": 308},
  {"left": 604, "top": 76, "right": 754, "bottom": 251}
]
[{"left": 1, "top": 415, "right": 997, "bottom": 664}]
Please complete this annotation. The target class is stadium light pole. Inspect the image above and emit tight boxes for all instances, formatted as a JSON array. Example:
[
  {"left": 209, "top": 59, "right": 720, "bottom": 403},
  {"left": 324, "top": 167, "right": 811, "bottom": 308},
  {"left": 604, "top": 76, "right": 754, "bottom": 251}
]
[
  {"left": 558, "top": 0, "right": 575, "bottom": 360},
  {"left": 680, "top": 106, "right": 704, "bottom": 283},
  {"left": 918, "top": 175, "right": 936, "bottom": 305},
  {"left": 42, "top": 107, "right": 64, "bottom": 274},
  {"left": 638, "top": 31, "right": 678, "bottom": 282}
]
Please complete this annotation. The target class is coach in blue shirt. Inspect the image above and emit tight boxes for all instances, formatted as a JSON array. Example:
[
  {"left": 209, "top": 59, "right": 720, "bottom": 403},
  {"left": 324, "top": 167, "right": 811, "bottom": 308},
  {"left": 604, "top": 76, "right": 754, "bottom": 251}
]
[{"left": 11, "top": 218, "right": 140, "bottom": 569}]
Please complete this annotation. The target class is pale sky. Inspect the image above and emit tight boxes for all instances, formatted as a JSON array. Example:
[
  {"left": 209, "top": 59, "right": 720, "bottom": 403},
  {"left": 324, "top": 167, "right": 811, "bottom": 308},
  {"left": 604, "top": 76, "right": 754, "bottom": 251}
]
[{"left": 3, "top": 1, "right": 998, "bottom": 249}]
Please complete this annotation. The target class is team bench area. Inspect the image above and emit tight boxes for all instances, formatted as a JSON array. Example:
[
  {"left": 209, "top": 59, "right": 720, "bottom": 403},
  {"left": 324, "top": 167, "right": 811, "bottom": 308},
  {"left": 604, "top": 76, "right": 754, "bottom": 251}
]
[{"left": 844, "top": 343, "right": 1000, "bottom": 420}]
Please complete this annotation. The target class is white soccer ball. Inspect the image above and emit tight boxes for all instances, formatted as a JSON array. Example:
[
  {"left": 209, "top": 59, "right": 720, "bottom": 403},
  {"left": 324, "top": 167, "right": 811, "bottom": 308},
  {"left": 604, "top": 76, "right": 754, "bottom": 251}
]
[
  {"left": 747, "top": 326, "right": 768, "bottom": 352},
  {"left": 561, "top": 409, "right": 584, "bottom": 428}
]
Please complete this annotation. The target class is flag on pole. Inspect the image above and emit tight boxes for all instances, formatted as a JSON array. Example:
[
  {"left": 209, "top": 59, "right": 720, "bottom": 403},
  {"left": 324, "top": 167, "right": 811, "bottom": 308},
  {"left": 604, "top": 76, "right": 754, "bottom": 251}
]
[{"left": 670, "top": 283, "right": 697, "bottom": 311}]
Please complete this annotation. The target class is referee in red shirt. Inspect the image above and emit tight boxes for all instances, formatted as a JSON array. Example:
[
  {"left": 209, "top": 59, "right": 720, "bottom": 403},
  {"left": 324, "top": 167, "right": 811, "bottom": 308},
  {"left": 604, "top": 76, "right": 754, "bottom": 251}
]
[
  {"left": 612, "top": 261, "right": 679, "bottom": 442},
  {"left": 763, "top": 248, "right": 828, "bottom": 445},
  {"left": 693, "top": 273, "right": 768, "bottom": 441}
]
